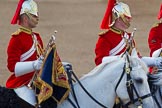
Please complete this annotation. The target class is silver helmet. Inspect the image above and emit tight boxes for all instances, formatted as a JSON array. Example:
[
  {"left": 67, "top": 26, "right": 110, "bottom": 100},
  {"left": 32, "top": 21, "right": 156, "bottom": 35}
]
[
  {"left": 110, "top": 2, "right": 131, "bottom": 27},
  {"left": 20, "top": 0, "right": 38, "bottom": 16}
]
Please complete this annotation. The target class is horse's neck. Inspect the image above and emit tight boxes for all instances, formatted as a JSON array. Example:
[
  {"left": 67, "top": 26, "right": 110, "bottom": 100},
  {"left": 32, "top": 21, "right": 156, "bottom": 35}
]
[
  {"left": 78, "top": 59, "right": 125, "bottom": 88},
  {"left": 70, "top": 60, "right": 125, "bottom": 107}
]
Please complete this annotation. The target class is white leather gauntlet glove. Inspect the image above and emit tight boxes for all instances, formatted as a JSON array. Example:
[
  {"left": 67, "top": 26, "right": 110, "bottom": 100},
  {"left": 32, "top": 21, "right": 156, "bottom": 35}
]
[
  {"left": 32, "top": 56, "right": 44, "bottom": 70},
  {"left": 15, "top": 56, "right": 44, "bottom": 77},
  {"left": 141, "top": 57, "right": 162, "bottom": 68}
]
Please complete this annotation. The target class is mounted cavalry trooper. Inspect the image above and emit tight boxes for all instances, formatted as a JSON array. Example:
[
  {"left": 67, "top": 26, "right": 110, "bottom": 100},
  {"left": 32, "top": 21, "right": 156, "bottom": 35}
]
[
  {"left": 94, "top": 0, "right": 162, "bottom": 107},
  {"left": 6, "top": 0, "right": 44, "bottom": 107},
  {"left": 148, "top": 4, "right": 162, "bottom": 73},
  {"left": 95, "top": 0, "right": 135, "bottom": 66},
  {"left": 94, "top": 0, "right": 162, "bottom": 67}
]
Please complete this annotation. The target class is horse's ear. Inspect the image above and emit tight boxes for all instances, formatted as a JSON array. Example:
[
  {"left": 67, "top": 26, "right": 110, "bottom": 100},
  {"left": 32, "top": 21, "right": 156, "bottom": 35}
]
[
  {"left": 152, "top": 48, "right": 162, "bottom": 57},
  {"left": 131, "top": 48, "right": 138, "bottom": 57}
]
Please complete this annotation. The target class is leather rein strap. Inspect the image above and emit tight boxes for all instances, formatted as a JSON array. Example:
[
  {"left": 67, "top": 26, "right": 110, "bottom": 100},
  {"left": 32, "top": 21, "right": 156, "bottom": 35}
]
[
  {"left": 67, "top": 65, "right": 108, "bottom": 108},
  {"left": 115, "top": 56, "right": 152, "bottom": 107}
]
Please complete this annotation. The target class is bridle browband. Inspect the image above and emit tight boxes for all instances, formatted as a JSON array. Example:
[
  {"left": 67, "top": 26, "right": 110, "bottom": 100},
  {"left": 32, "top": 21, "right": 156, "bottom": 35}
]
[{"left": 115, "top": 54, "right": 152, "bottom": 107}]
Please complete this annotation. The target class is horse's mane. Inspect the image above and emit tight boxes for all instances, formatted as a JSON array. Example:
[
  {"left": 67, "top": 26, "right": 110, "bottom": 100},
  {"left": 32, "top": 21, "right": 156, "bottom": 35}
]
[
  {"left": 80, "top": 56, "right": 121, "bottom": 80},
  {"left": 79, "top": 48, "right": 148, "bottom": 81}
]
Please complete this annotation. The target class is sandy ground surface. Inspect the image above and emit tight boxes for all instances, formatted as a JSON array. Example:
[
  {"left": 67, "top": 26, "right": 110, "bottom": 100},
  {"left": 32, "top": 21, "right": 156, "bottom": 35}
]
[{"left": 0, "top": 0, "right": 161, "bottom": 85}]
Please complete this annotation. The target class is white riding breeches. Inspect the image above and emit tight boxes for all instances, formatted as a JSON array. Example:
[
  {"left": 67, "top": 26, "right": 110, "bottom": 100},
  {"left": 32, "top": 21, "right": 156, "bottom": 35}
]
[{"left": 14, "top": 86, "right": 36, "bottom": 106}]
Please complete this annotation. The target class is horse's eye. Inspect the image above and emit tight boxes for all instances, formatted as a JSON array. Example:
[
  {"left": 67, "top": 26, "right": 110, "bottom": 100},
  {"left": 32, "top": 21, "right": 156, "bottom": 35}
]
[{"left": 134, "top": 77, "right": 143, "bottom": 84}]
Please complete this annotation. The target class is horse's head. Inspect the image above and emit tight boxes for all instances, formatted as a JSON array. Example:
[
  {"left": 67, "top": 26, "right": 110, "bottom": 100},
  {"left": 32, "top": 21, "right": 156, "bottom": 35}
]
[{"left": 115, "top": 51, "right": 154, "bottom": 108}]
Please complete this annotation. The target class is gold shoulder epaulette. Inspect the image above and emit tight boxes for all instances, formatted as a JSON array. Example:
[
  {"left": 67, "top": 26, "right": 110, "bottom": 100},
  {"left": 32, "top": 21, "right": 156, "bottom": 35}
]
[
  {"left": 11, "top": 29, "right": 21, "bottom": 36},
  {"left": 152, "top": 22, "right": 161, "bottom": 28},
  {"left": 98, "top": 29, "right": 109, "bottom": 36}
]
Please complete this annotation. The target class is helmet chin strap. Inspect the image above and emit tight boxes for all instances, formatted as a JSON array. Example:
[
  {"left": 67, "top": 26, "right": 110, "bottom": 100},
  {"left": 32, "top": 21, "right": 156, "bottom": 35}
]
[
  {"left": 109, "top": 16, "right": 130, "bottom": 29},
  {"left": 120, "top": 15, "right": 130, "bottom": 28},
  {"left": 26, "top": 12, "right": 38, "bottom": 24}
]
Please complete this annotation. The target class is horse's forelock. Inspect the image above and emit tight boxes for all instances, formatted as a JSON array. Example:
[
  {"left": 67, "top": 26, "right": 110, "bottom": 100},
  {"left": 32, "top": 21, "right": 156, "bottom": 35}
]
[
  {"left": 128, "top": 57, "right": 148, "bottom": 83},
  {"left": 130, "top": 57, "right": 148, "bottom": 74}
]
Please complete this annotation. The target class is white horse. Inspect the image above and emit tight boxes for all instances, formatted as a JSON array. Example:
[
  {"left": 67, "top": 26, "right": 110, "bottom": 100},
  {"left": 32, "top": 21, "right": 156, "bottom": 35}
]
[
  {"left": 148, "top": 72, "right": 162, "bottom": 108},
  {"left": 0, "top": 51, "right": 156, "bottom": 108},
  {"left": 58, "top": 51, "right": 154, "bottom": 108}
]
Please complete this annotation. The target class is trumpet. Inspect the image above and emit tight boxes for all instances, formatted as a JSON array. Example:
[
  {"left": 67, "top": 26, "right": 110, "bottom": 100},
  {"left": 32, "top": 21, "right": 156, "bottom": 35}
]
[{"left": 27, "top": 31, "right": 57, "bottom": 89}]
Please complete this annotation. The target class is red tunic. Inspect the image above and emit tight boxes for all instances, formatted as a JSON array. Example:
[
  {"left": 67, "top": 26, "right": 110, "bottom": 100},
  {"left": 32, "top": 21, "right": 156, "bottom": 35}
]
[
  {"left": 95, "top": 27, "right": 132, "bottom": 65},
  {"left": 6, "top": 27, "right": 43, "bottom": 88},
  {"left": 148, "top": 22, "right": 162, "bottom": 56},
  {"left": 148, "top": 22, "right": 162, "bottom": 73}
]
